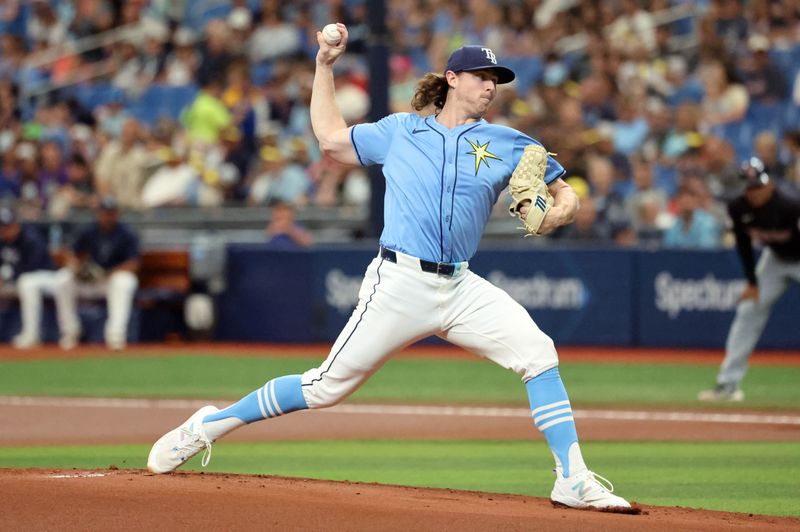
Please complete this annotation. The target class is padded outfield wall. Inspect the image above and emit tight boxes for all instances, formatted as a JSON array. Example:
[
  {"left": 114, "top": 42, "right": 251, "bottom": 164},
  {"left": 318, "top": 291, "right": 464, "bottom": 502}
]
[{"left": 216, "top": 244, "right": 800, "bottom": 348}]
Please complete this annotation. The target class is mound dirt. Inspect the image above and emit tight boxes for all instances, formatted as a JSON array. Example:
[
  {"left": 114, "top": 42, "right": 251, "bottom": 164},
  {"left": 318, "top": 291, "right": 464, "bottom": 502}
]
[{"left": 1, "top": 469, "right": 797, "bottom": 532}]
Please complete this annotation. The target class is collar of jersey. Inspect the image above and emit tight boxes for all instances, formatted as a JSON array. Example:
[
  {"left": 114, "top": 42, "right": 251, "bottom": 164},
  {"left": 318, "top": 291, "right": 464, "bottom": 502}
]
[{"left": 426, "top": 115, "right": 486, "bottom": 136}]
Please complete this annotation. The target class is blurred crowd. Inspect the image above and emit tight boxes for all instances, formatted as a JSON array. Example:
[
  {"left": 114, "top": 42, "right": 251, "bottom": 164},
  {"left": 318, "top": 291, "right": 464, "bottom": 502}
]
[{"left": 1, "top": 0, "right": 800, "bottom": 249}]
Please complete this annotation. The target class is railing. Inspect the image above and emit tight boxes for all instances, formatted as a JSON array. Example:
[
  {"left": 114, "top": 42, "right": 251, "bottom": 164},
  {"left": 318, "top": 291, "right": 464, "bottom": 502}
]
[{"left": 18, "top": 20, "right": 165, "bottom": 106}]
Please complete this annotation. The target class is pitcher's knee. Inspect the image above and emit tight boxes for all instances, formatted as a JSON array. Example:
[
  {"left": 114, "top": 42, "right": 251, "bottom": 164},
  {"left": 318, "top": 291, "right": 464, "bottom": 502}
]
[
  {"left": 300, "top": 368, "right": 363, "bottom": 409},
  {"left": 519, "top": 337, "right": 559, "bottom": 382}
]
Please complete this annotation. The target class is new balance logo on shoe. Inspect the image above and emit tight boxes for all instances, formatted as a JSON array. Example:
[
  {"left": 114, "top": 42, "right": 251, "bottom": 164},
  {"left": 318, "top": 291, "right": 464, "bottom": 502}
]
[{"left": 571, "top": 479, "right": 597, "bottom": 498}]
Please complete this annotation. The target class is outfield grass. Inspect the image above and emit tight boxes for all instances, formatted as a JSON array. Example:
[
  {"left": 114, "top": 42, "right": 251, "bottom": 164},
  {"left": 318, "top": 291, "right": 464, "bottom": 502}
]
[
  {"left": 0, "top": 354, "right": 799, "bottom": 409},
  {"left": 1, "top": 440, "right": 798, "bottom": 517}
]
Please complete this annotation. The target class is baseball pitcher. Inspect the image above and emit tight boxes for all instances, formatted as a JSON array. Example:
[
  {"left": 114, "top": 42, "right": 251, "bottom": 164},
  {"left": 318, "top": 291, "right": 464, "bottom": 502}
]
[{"left": 148, "top": 25, "right": 634, "bottom": 513}]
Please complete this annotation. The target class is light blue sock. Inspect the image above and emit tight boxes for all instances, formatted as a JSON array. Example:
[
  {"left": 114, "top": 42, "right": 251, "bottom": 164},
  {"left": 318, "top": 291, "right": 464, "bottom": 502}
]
[
  {"left": 202, "top": 375, "right": 308, "bottom": 440},
  {"left": 525, "top": 367, "right": 585, "bottom": 477}
]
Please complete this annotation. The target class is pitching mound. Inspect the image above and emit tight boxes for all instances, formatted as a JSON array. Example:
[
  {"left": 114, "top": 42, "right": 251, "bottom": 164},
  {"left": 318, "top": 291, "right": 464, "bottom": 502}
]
[{"left": 1, "top": 469, "right": 796, "bottom": 531}]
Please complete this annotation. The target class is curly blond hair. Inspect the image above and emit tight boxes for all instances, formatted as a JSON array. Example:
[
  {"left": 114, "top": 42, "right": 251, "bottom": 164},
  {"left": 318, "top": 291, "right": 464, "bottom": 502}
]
[{"left": 411, "top": 73, "right": 449, "bottom": 113}]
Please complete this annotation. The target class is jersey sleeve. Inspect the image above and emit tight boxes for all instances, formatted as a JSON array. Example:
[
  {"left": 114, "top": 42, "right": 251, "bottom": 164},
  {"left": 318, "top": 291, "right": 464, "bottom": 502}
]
[
  {"left": 119, "top": 228, "right": 140, "bottom": 263},
  {"left": 349, "top": 113, "right": 403, "bottom": 166},
  {"left": 512, "top": 136, "right": 566, "bottom": 184}
]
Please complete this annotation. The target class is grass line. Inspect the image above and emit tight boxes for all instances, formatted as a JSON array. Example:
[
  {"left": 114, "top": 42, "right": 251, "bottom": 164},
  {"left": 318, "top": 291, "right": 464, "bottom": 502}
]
[
  {"left": 0, "top": 440, "right": 798, "bottom": 517},
  {"left": 0, "top": 355, "right": 799, "bottom": 409}
]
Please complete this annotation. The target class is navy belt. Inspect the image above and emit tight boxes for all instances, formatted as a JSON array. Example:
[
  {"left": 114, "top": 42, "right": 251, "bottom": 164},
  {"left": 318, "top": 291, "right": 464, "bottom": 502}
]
[{"left": 380, "top": 246, "right": 461, "bottom": 277}]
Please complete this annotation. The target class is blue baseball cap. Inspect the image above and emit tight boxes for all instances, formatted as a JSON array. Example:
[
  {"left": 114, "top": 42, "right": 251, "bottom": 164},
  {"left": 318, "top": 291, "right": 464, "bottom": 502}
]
[{"left": 444, "top": 46, "right": 515, "bottom": 84}]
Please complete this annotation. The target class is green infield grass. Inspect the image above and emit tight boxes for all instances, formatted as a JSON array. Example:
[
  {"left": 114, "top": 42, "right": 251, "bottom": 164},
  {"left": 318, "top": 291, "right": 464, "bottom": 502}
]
[
  {"left": 0, "top": 440, "right": 798, "bottom": 517},
  {"left": 0, "top": 354, "right": 798, "bottom": 409}
]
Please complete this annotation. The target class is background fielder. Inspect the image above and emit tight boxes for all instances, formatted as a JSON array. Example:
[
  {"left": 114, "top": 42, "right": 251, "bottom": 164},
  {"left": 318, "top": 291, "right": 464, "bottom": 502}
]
[
  {"left": 148, "top": 25, "right": 634, "bottom": 512},
  {"left": 699, "top": 158, "right": 800, "bottom": 401}
]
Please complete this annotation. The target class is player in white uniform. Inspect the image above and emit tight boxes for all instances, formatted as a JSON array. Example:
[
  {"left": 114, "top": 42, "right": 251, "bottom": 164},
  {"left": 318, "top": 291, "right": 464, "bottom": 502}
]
[{"left": 148, "top": 25, "right": 634, "bottom": 512}]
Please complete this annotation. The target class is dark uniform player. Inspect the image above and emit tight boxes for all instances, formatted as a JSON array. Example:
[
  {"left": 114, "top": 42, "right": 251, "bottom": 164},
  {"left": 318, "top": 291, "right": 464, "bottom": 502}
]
[
  {"left": 0, "top": 205, "right": 56, "bottom": 348},
  {"left": 53, "top": 196, "right": 140, "bottom": 350},
  {"left": 699, "top": 158, "right": 800, "bottom": 401}
]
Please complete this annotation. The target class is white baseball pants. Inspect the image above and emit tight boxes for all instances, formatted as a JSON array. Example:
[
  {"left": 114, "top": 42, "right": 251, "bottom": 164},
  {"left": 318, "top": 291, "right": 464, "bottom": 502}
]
[
  {"left": 301, "top": 250, "right": 559, "bottom": 408},
  {"left": 54, "top": 268, "right": 139, "bottom": 345},
  {"left": 719, "top": 248, "right": 800, "bottom": 386},
  {"left": 15, "top": 270, "right": 57, "bottom": 342}
]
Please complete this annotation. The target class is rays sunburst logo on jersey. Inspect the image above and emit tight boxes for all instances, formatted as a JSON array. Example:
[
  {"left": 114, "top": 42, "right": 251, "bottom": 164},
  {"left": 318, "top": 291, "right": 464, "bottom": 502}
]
[{"left": 466, "top": 139, "right": 501, "bottom": 175}]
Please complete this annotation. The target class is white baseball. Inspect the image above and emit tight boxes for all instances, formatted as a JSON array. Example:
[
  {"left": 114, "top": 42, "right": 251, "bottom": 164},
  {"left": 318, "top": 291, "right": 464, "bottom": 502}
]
[{"left": 322, "top": 24, "right": 341, "bottom": 45}]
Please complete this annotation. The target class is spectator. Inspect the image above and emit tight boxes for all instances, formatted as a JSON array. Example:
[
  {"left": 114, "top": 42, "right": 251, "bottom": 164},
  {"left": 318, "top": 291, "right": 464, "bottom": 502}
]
[
  {"left": 612, "top": 95, "right": 650, "bottom": 157},
  {"left": 662, "top": 183, "right": 721, "bottom": 249},
  {"left": 70, "top": 0, "right": 113, "bottom": 63},
  {"left": 196, "top": 19, "right": 234, "bottom": 87},
  {"left": 94, "top": 118, "right": 148, "bottom": 209},
  {"left": 15, "top": 143, "right": 42, "bottom": 220},
  {"left": 701, "top": 135, "right": 741, "bottom": 200},
  {"left": 606, "top": 0, "right": 656, "bottom": 55},
  {"left": 226, "top": 6, "right": 254, "bottom": 56},
  {"left": 742, "top": 34, "right": 787, "bottom": 103},
  {"left": 700, "top": 60, "right": 749, "bottom": 127},
  {"left": 0, "top": 35, "right": 27, "bottom": 85},
  {"left": 181, "top": 78, "right": 232, "bottom": 146},
  {"left": 625, "top": 158, "right": 669, "bottom": 228},
  {"left": 663, "top": 56, "right": 704, "bottom": 107},
  {"left": 49, "top": 153, "right": 97, "bottom": 218},
  {"left": 0, "top": 204, "right": 56, "bottom": 349},
  {"left": 265, "top": 201, "right": 313, "bottom": 248},
  {"left": 554, "top": 196, "right": 612, "bottom": 243},
  {"left": 36, "top": 140, "right": 68, "bottom": 205},
  {"left": 753, "top": 131, "right": 786, "bottom": 182},
  {"left": 247, "top": 145, "right": 309, "bottom": 206},
  {"left": 162, "top": 27, "right": 199, "bottom": 86},
  {"left": 662, "top": 103, "right": 702, "bottom": 161},
  {"left": 714, "top": 0, "right": 749, "bottom": 51},
  {"left": 579, "top": 75, "right": 616, "bottom": 128},
  {"left": 26, "top": 0, "right": 69, "bottom": 48},
  {"left": 94, "top": 91, "right": 131, "bottom": 139},
  {"left": 0, "top": 148, "right": 19, "bottom": 199},
  {"left": 0, "top": 78, "right": 19, "bottom": 127},
  {"left": 634, "top": 194, "right": 668, "bottom": 248},
  {"left": 585, "top": 155, "right": 628, "bottom": 228},
  {"left": 140, "top": 148, "right": 205, "bottom": 208},
  {"left": 783, "top": 130, "right": 800, "bottom": 188},
  {"left": 52, "top": 197, "right": 139, "bottom": 350}
]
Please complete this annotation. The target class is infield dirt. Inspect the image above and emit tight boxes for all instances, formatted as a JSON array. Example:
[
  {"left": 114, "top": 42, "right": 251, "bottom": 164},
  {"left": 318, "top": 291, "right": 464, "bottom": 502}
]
[{"left": 2, "top": 468, "right": 798, "bottom": 531}]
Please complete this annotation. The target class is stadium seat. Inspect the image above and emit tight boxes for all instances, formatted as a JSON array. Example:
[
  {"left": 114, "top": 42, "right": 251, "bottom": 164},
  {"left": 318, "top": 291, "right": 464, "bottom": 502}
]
[
  {"left": 746, "top": 101, "right": 785, "bottom": 138},
  {"left": 128, "top": 84, "right": 198, "bottom": 126},
  {"left": 711, "top": 119, "right": 754, "bottom": 160}
]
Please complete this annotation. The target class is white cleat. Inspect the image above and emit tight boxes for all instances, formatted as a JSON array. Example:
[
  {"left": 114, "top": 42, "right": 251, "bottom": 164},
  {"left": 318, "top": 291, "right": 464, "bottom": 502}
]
[
  {"left": 551, "top": 469, "right": 635, "bottom": 512},
  {"left": 698, "top": 384, "right": 744, "bottom": 402},
  {"left": 59, "top": 330, "right": 80, "bottom": 351},
  {"left": 147, "top": 405, "right": 219, "bottom": 474},
  {"left": 12, "top": 334, "right": 40, "bottom": 349}
]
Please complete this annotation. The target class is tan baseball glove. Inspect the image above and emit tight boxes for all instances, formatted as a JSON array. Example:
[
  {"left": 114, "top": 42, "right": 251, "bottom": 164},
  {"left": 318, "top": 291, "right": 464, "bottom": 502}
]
[
  {"left": 508, "top": 143, "right": 554, "bottom": 235},
  {"left": 76, "top": 261, "right": 106, "bottom": 283}
]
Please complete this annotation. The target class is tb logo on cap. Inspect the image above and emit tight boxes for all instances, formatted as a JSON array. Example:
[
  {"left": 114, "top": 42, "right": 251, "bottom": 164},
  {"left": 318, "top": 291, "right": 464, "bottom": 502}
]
[{"left": 482, "top": 48, "right": 497, "bottom": 64}]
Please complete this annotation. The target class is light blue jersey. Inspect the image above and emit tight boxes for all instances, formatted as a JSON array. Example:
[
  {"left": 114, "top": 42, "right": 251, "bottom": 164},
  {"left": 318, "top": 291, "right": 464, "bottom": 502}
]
[{"left": 351, "top": 112, "right": 565, "bottom": 263}]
